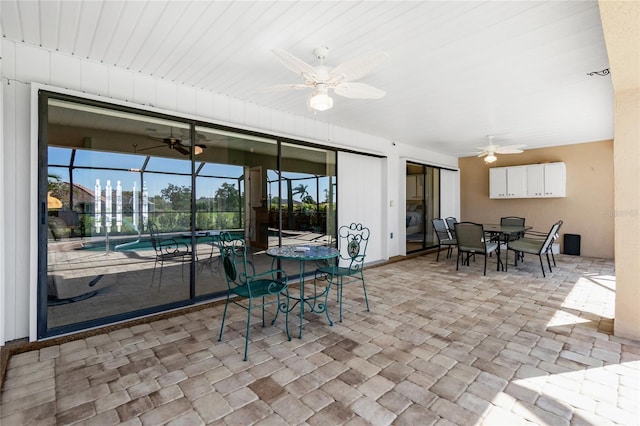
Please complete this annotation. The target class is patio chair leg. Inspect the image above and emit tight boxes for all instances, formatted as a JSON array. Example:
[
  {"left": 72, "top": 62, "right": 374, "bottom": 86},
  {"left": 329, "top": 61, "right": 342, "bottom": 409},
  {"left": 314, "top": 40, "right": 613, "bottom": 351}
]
[
  {"left": 361, "top": 274, "right": 370, "bottom": 312},
  {"left": 456, "top": 251, "right": 460, "bottom": 270},
  {"left": 505, "top": 249, "right": 508, "bottom": 272},
  {"left": 151, "top": 259, "right": 158, "bottom": 287},
  {"left": 158, "top": 260, "right": 164, "bottom": 288},
  {"left": 539, "top": 255, "right": 546, "bottom": 278},
  {"left": 338, "top": 279, "right": 344, "bottom": 322},
  {"left": 271, "top": 294, "right": 280, "bottom": 325},
  {"left": 436, "top": 246, "right": 441, "bottom": 262},
  {"left": 218, "top": 294, "right": 230, "bottom": 342},
  {"left": 282, "top": 291, "right": 291, "bottom": 340},
  {"left": 244, "top": 300, "right": 252, "bottom": 361},
  {"left": 546, "top": 252, "right": 553, "bottom": 273},
  {"left": 320, "top": 275, "right": 334, "bottom": 326},
  {"left": 483, "top": 255, "right": 487, "bottom": 276}
]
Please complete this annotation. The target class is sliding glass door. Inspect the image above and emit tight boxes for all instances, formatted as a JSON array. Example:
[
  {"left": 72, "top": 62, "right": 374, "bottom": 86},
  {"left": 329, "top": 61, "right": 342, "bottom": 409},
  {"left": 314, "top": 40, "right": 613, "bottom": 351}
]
[
  {"left": 406, "top": 162, "right": 440, "bottom": 253},
  {"left": 39, "top": 92, "right": 337, "bottom": 338}
]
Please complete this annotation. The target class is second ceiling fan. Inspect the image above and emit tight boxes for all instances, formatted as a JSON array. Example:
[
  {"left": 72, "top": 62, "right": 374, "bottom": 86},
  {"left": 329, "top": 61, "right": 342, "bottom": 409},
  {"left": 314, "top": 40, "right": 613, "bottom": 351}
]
[{"left": 477, "top": 135, "right": 526, "bottom": 163}]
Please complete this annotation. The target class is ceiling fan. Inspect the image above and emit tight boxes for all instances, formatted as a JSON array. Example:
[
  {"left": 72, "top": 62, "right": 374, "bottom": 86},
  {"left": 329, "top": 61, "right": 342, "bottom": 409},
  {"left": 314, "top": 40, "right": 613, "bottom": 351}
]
[
  {"left": 477, "top": 135, "right": 526, "bottom": 163},
  {"left": 258, "top": 46, "right": 389, "bottom": 112},
  {"left": 136, "top": 129, "right": 206, "bottom": 156}
]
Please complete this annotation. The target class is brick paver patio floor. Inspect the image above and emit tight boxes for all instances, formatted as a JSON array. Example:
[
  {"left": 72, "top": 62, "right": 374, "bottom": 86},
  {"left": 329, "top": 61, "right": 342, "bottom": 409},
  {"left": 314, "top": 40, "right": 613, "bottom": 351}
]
[{"left": 1, "top": 253, "right": 639, "bottom": 425}]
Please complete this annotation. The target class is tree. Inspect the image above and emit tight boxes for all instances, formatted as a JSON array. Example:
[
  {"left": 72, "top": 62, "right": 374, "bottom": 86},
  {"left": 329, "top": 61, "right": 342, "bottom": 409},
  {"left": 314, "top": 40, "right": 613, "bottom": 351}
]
[
  {"left": 292, "top": 184, "right": 308, "bottom": 201},
  {"left": 214, "top": 182, "right": 240, "bottom": 211},
  {"left": 160, "top": 184, "right": 191, "bottom": 212}
]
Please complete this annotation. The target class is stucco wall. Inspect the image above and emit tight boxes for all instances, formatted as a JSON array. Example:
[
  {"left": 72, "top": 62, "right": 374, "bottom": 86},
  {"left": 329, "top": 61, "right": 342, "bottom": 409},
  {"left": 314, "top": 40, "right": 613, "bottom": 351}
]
[{"left": 459, "top": 140, "right": 614, "bottom": 259}]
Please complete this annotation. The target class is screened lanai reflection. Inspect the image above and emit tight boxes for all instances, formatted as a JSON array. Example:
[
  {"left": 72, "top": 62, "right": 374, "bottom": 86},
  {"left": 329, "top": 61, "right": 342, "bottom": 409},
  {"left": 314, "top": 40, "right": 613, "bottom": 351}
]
[{"left": 41, "top": 94, "right": 337, "bottom": 338}]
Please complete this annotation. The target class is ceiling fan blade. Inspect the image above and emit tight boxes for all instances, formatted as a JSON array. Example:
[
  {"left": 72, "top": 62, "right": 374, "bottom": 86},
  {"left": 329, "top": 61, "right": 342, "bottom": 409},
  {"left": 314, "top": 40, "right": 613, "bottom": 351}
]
[
  {"left": 477, "top": 152, "right": 488, "bottom": 157},
  {"left": 255, "top": 83, "right": 310, "bottom": 93},
  {"left": 272, "top": 49, "right": 318, "bottom": 81},
  {"left": 495, "top": 144, "right": 526, "bottom": 154},
  {"left": 329, "top": 51, "right": 389, "bottom": 84},
  {"left": 334, "top": 82, "right": 386, "bottom": 99},
  {"left": 136, "top": 144, "right": 165, "bottom": 153},
  {"left": 174, "top": 145, "right": 190, "bottom": 155}
]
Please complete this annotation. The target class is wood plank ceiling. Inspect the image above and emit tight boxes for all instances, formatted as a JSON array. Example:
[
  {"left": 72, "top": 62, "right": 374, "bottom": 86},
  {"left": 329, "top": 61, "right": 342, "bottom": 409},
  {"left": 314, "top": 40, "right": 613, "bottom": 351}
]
[{"left": 1, "top": 0, "right": 613, "bottom": 156}]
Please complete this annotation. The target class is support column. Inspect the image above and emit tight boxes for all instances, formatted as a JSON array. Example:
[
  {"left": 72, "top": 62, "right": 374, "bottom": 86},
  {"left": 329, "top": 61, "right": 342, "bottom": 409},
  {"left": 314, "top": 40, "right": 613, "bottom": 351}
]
[{"left": 599, "top": 0, "right": 640, "bottom": 340}]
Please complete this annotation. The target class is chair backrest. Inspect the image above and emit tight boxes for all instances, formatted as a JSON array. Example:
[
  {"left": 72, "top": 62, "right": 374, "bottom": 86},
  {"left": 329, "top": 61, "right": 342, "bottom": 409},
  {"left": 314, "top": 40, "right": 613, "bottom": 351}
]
[
  {"left": 540, "top": 220, "right": 563, "bottom": 253},
  {"left": 148, "top": 222, "right": 162, "bottom": 254},
  {"left": 445, "top": 217, "right": 458, "bottom": 238},
  {"left": 500, "top": 216, "right": 525, "bottom": 227},
  {"left": 454, "top": 222, "right": 486, "bottom": 252},
  {"left": 217, "top": 232, "right": 252, "bottom": 286},
  {"left": 337, "top": 223, "right": 370, "bottom": 270},
  {"left": 432, "top": 219, "right": 451, "bottom": 242}
]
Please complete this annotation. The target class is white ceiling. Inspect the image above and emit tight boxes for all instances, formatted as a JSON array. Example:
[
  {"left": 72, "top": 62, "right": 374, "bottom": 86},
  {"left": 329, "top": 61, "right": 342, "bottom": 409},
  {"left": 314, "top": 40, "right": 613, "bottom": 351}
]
[{"left": 1, "top": 1, "right": 613, "bottom": 157}]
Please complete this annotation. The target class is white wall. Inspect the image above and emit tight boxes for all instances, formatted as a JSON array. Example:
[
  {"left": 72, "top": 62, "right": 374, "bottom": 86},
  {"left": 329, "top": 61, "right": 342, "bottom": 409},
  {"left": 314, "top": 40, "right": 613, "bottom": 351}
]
[
  {"left": 440, "top": 169, "right": 461, "bottom": 220},
  {"left": 337, "top": 152, "right": 386, "bottom": 263},
  {"left": 1, "top": 40, "right": 458, "bottom": 344}
]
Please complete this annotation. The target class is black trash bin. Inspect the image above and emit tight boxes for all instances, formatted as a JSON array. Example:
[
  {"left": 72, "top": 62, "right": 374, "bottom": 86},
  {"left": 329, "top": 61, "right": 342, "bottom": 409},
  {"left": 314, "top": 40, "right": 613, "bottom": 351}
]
[{"left": 564, "top": 234, "right": 581, "bottom": 256}]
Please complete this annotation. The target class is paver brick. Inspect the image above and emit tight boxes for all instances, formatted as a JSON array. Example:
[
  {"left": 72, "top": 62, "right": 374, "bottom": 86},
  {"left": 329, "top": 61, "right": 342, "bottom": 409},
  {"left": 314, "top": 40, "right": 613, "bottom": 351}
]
[{"left": 2, "top": 256, "right": 637, "bottom": 426}]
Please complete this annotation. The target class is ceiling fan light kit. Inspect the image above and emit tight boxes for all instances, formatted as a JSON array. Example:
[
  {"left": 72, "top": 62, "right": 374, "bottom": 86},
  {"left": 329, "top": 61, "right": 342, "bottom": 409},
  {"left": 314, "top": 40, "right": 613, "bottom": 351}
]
[
  {"left": 307, "top": 83, "right": 333, "bottom": 111},
  {"left": 262, "top": 46, "right": 388, "bottom": 112},
  {"left": 484, "top": 153, "right": 497, "bottom": 163},
  {"left": 477, "top": 135, "right": 525, "bottom": 164}
]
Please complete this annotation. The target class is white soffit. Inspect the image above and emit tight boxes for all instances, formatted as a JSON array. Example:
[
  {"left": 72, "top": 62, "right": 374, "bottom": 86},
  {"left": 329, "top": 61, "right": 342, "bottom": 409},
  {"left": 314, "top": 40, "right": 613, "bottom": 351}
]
[{"left": 0, "top": 0, "right": 613, "bottom": 156}]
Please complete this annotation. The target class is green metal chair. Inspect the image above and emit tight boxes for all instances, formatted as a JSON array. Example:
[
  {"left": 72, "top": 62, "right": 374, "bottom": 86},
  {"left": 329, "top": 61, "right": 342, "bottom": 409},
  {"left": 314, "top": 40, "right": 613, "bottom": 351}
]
[
  {"left": 217, "top": 232, "right": 290, "bottom": 361},
  {"left": 433, "top": 218, "right": 457, "bottom": 261},
  {"left": 506, "top": 220, "right": 563, "bottom": 277},
  {"left": 315, "top": 223, "right": 370, "bottom": 322},
  {"left": 148, "top": 221, "right": 191, "bottom": 288},
  {"left": 454, "top": 222, "right": 500, "bottom": 275}
]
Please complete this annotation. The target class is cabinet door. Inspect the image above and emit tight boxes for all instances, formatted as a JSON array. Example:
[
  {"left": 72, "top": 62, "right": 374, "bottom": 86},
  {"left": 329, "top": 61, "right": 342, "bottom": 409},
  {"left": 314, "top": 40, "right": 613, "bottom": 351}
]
[
  {"left": 544, "top": 163, "right": 566, "bottom": 197},
  {"left": 507, "top": 166, "right": 527, "bottom": 197},
  {"left": 489, "top": 168, "right": 507, "bottom": 198},
  {"left": 527, "top": 164, "right": 545, "bottom": 197}
]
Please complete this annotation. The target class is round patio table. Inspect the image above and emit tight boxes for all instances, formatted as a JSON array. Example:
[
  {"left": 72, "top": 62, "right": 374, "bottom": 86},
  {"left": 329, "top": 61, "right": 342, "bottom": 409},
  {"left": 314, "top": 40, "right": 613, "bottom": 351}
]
[{"left": 266, "top": 245, "right": 339, "bottom": 338}]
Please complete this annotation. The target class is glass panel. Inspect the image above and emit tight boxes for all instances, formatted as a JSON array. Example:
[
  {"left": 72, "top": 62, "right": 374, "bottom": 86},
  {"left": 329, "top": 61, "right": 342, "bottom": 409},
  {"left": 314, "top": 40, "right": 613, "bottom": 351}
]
[
  {"left": 192, "top": 126, "right": 277, "bottom": 297},
  {"left": 406, "top": 163, "right": 440, "bottom": 253},
  {"left": 45, "top": 98, "right": 192, "bottom": 333},
  {"left": 275, "top": 143, "right": 337, "bottom": 278},
  {"left": 73, "top": 150, "right": 148, "bottom": 170},
  {"left": 48, "top": 147, "right": 72, "bottom": 165}
]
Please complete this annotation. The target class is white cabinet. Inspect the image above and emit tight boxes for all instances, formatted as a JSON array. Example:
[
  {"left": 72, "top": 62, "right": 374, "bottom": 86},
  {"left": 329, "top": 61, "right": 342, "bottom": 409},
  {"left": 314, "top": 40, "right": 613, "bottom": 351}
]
[
  {"left": 527, "top": 162, "right": 566, "bottom": 198},
  {"left": 489, "top": 166, "right": 527, "bottom": 198},
  {"left": 542, "top": 162, "right": 566, "bottom": 197},
  {"left": 489, "top": 168, "right": 507, "bottom": 198},
  {"left": 491, "top": 162, "right": 566, "bottom": 199},
  {"left": 406, "top": 174, "right": 424, "bottom": 200},
  {"left": 527, "top": 165, "right": 545, "bottom": 197}
]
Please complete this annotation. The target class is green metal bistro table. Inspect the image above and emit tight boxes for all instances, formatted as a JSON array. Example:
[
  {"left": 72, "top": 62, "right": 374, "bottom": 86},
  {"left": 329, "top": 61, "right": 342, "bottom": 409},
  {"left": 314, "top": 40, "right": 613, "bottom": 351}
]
[
  {"left": 266, "top": 245, "right": 339, "bottom": 338},
  {"left": 483, "top": 224, "right": 531, "bottom": 270}
]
